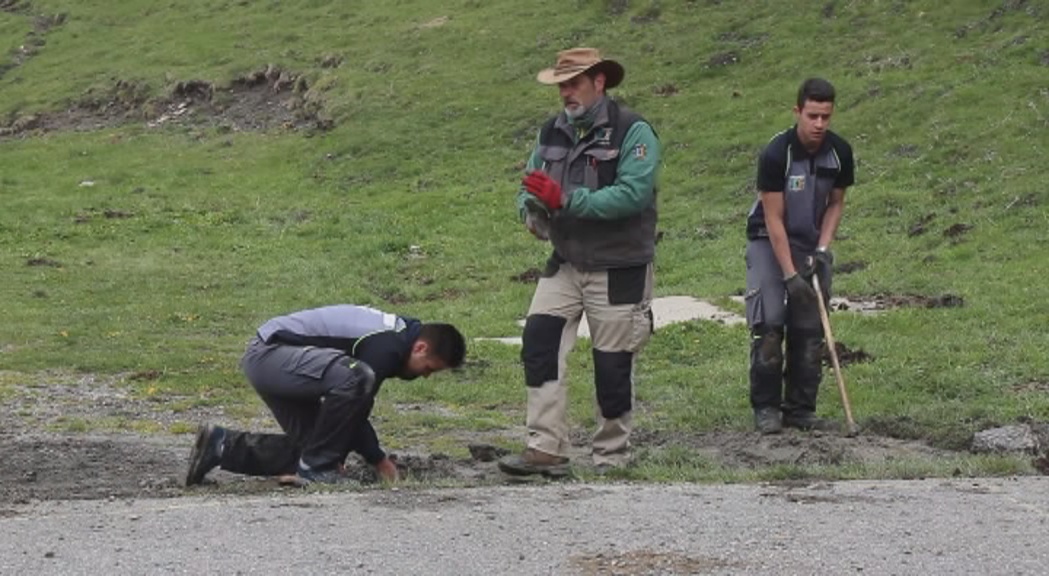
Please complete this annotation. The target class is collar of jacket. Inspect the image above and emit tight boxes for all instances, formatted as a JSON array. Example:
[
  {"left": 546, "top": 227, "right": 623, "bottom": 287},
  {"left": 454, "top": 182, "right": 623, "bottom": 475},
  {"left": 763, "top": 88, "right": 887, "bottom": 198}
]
[{"left": 553, "top": 96, "right": 610, "bottom": 139}]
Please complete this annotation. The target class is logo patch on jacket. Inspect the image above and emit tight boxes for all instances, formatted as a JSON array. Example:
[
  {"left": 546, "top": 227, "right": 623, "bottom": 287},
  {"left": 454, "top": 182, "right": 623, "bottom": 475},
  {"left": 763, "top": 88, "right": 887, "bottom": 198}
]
[
  {"left": 596, "top": 127, "right": 613, "bottom": 144},
  {"left": 787, "top": 175, "right": 805, "bottom": 192},
  {"left": 633, "top": 143, "right": 647, "bottom": 159}
]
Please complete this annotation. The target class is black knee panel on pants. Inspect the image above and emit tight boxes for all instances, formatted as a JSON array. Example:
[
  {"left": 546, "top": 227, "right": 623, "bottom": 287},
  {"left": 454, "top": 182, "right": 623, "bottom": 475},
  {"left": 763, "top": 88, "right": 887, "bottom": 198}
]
[
  {"left": 593, "top": 349, "right": 633, "bottom": 419},
  {"left": 522, "top": 314, "right": 566, "bottom": 388},
  {"left": 786, "top": 328, "right": 824, "bottom": 384},
  {"left": 751, "top": 327, "right": 784, "bottom": 377}
]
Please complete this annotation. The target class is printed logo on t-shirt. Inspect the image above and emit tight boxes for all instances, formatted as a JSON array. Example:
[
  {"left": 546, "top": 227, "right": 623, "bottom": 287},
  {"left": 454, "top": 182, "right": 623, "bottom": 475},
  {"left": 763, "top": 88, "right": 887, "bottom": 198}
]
[{"left": 787, "top": 175, "right": 805, "bottom": 192}]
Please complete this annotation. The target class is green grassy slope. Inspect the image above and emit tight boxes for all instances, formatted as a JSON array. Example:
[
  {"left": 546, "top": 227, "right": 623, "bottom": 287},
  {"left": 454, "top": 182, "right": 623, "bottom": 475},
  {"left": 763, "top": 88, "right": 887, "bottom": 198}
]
[{"left": 1, "top": 0, "right": 1047, "bottom": 471}]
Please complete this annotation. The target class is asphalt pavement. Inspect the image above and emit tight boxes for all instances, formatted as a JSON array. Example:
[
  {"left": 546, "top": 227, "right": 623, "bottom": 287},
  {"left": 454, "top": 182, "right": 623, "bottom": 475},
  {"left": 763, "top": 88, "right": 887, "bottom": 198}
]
[{"left": 2, "top": 476, "right": 1046, "bottom": 575}]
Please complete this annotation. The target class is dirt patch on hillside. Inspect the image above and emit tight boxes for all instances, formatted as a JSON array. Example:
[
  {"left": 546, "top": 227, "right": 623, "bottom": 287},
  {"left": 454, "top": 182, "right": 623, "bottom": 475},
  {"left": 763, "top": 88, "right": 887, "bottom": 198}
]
[
  {"left": 631, "top": 428, "right": 951, "bottom": 468},
  {"left": 730, "top": 291, "right": 965, "bottom": 316},
  {"left": 0, "top": 371, "right": 272, "bottom": 434},
  {"left": 0, "top": 425, "right": 963, "bottom": 507},
  {"left": 0, "top": 373, "right": 1036, "bottom": 506},
  {"left": 826, "top": 341, "right": 873, "bottom": 367},
  {"left": 1, "top": 65, "right": 332, "bottom": 139},
  {"left": 828, "top": 293, "right": 965, "bottom": 313},
  {"left": 0, "top": 2, "right": 66, "bottom": 81}
]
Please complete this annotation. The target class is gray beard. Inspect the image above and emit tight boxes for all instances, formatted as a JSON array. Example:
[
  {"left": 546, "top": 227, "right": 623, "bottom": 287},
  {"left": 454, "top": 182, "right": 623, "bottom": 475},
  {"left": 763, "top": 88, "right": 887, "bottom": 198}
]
[{"left": 564, "top": 104, "right": 588, "bottom": 120}]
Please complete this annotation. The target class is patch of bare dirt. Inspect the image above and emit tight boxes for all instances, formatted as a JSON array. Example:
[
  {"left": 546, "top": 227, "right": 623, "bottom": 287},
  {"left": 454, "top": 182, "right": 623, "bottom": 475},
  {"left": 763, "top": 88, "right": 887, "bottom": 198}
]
[
  {"left": 632, "top": 428, "right": 950, "bottom": 469},
  {"left": 0, "top": 372, "right": 1027, "bottom": 505},
  {"left": 0, "top": 432, "right": 496, "bottom": 506},
  {"left": 0, "top": 371, "right": 271, "bottom": 435},
  {"left": 25, "top": 257, "right": 61, "bottom": 267},
  {"left": 0, "top": 433, "right": 185, "bottom": 504},
  {"left": 826, "top": 341, "right": 873, "bottom": 367},
  {"left": 908, "top": 212, "right": 936, "bottom": 236},
  {"left": 1011, "top": 381, "right": 1049, "bottom": 394},
  {"left": 1033, "top": 454, "right": 1049, "bottom": 474},
  {"left": 706, "top": 51, "right": 739, "bottom": 68},
  {"left": 570, "top": 549, "right": 737, "bottom": 576},
  {"left": 0, "top": 3, "right": 65, "bottom": 81},
  {"left": 830, "top": 293, "right": 964, "bottom": 313},
  {"left": 510, "top": 267, "right": 541, "bottom": 284},
  {"left": 834, "top": 260, "right": 867, "bottom": 274},
  {"left": 0, "top": 421, "right": 983, "bottom": 506},
  {"left": 1, "top": 65, "right": 332, "bottom": 139},
  {"left": 653, "top": 83, "right": 678, "bottom": 97},
  {"left": 0, "top": 0, "right": 27, "bottom": 12},
  {"left": 944, "top": 222, "right": 973, "bottom": 239}
]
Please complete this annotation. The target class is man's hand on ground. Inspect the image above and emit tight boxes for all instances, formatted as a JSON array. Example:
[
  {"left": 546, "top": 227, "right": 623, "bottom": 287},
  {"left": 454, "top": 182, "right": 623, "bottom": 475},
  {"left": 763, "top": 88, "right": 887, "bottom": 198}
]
[{"left": 374, "top": 457, "right": 400, "bottom": 483}]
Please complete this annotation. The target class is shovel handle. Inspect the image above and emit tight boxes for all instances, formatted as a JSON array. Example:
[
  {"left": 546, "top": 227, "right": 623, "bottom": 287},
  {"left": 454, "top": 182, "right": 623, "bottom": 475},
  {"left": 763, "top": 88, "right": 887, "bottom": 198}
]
[{"left": 812, "top": 274, "right": 858, "bottom": 434}]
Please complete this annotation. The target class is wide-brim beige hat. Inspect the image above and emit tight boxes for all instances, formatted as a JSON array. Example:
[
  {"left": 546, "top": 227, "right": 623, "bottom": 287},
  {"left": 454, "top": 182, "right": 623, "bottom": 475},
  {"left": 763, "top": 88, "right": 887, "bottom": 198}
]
[{"left": 536, "top": 47, "right": 625, "bottom": 89}]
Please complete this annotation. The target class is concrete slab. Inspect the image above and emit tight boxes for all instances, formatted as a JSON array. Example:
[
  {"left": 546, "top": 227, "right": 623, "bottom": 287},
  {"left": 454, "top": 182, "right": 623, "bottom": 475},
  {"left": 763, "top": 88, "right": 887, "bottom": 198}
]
[{"left": 475, "top": 295, "right": 745, "bottom": 345}]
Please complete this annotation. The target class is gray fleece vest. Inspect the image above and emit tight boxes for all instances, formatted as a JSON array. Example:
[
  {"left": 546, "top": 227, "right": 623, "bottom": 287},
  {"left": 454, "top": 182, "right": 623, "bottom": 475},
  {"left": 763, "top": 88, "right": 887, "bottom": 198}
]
[
  {"left": 748, "top": 133, "right": 847, "bottom": 252},
  {"left": 257, "top": 305, "right": 404, "bottom": 346},
  {"left": 538, "top": 99, "right": 657, "bottom": 271}
]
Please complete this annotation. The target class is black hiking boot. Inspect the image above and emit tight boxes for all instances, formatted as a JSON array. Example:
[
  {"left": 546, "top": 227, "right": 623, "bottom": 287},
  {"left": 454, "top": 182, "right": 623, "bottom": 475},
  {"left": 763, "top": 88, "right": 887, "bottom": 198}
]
[
  {"left": 185, "top": 423, "right": 227, "bottom": 486},
  {"left": 754, "top": 407, "right": 783, "bottom": 435},
  {"left": 783, "top": 411, "right": 840, "bottom": 432}
]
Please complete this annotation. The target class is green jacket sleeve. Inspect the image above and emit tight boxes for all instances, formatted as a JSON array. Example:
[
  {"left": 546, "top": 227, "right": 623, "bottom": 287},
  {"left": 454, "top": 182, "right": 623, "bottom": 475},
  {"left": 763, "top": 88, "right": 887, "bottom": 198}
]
[
  {"left": 515, "top": 133, "right": 544, "bottom": 222},
  {"left": 563, "top": 122, "right": 660, "bottom": 219}
]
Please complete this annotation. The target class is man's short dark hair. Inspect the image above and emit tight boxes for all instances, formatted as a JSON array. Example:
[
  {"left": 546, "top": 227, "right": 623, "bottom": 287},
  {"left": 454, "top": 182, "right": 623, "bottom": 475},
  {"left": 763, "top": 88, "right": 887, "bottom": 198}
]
[
  {"left": 420, "top": 323, "right": 466, "bottom": 368},
  {"left": 797, "top": 78, "right": 836, "bottom": 108}
]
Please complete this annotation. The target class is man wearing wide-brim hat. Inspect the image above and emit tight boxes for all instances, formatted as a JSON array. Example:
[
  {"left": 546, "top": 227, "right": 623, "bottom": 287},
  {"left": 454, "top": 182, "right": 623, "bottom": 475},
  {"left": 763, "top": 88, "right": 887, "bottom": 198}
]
[{"left": 498, "top": 47, "right": 661, "bottom": 478}]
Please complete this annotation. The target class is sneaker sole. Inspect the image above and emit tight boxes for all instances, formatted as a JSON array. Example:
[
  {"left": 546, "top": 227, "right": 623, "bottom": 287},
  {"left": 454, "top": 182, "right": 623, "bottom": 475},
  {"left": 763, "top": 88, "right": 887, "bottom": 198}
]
[
  {"left": 184, "top": 424, "right": 214, "bottom": 487},
  {"left": 278, "top": 474, "right": 309, "bottom": 488}
]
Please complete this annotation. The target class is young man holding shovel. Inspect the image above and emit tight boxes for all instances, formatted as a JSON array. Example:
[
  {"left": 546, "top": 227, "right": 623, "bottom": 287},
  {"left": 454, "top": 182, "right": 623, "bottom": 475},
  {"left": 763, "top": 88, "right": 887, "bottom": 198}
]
[{"left": 744, "top": 78, "right": 856, "bottom": 434}]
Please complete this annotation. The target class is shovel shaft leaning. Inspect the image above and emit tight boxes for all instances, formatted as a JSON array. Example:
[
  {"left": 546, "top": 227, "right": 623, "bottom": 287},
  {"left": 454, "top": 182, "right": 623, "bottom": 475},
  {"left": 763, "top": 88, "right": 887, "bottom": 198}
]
[{"left": 812, "top": 274, "right": 858, "bottom": 433}]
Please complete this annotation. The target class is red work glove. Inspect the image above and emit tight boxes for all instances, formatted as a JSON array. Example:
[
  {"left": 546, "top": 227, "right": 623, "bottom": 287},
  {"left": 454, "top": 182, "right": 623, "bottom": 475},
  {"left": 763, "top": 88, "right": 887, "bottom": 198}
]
[{"left": 522, "top": 170, "right": 563, "bottom": 211}]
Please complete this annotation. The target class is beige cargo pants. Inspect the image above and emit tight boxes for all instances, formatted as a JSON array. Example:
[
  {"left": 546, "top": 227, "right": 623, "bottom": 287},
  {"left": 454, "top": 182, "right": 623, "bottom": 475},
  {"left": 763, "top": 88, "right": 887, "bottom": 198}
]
[{"left": 521, "top": 261, "right": 654, "bottom": 466}]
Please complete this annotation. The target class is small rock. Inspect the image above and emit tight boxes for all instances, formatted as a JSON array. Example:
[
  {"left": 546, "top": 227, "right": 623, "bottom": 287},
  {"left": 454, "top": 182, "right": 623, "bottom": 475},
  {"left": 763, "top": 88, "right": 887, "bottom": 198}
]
[{"left": 971, "top": 425, "right": 1039, "bottom": 454}]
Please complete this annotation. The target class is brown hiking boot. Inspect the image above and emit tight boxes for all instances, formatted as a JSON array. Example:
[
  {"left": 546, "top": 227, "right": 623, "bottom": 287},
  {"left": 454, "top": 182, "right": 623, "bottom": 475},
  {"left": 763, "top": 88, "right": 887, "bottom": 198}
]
[{"left": 497, "top": 448, "right": 570, "bottom": 478}]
